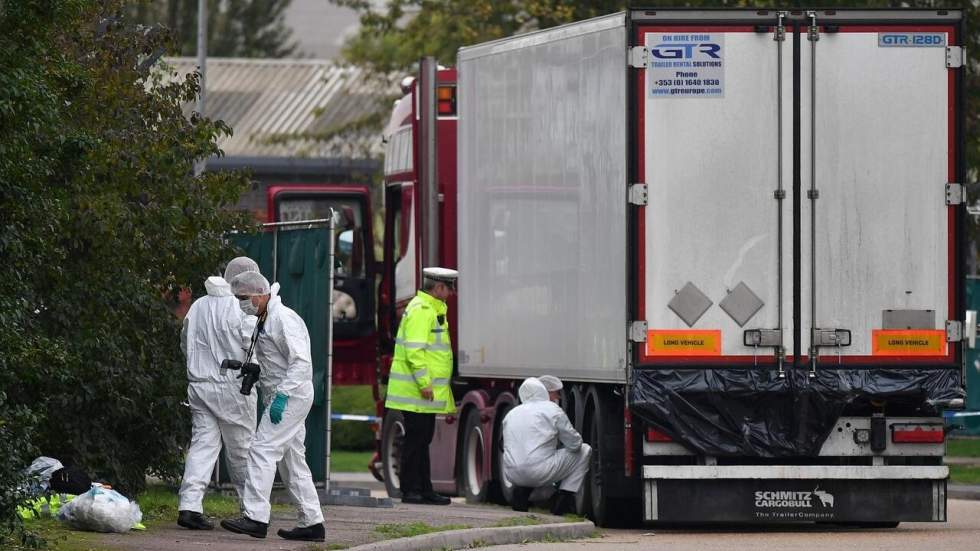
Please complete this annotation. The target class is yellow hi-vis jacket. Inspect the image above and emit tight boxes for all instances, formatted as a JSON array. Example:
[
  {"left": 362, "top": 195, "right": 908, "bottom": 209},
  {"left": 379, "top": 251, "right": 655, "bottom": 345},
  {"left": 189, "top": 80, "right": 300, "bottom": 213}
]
[{"left": 384, "top": 290, "right": 455, "bottom": 414}]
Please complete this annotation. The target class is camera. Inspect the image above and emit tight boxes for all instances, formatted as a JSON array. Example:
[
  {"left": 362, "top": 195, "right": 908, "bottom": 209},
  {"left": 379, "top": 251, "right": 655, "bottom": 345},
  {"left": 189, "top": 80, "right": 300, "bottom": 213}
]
[
  {"left": 237, "top": 362, "right": 261, "bottom": 395},
  {"left": 220, "top": 359, "right": 260, "bottom": 395}
]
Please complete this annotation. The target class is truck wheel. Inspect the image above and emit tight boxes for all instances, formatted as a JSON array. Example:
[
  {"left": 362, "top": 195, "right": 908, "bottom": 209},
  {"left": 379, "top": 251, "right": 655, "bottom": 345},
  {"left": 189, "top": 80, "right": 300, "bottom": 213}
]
[
  {"left": 381, "top": 410, "right": 405, "bottom": 499},
  {"left": 459, "top": 407, "right": 488, "bottom": 503},
  {"left": 574, "top": 401, "right": 594, "bottom": 519},
  {"left": 489, "top": 403, "right": 515, "bottom": 505},
  {"left": 581, "top": 389, "right": 635, "bottom": 528}
]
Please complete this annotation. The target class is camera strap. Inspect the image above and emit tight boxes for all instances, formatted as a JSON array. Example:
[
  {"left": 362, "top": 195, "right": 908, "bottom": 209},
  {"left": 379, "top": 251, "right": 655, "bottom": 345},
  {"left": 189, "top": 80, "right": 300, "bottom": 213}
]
[{"left": 243, "top": 314, "right": 266, "bottom": 365}]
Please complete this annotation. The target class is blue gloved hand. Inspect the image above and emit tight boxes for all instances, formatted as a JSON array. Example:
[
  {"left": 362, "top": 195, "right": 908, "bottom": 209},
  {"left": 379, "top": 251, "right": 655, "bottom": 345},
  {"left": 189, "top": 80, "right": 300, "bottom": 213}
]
[{"left": 269, "top": 393, "right": 288, "bottom": 425}]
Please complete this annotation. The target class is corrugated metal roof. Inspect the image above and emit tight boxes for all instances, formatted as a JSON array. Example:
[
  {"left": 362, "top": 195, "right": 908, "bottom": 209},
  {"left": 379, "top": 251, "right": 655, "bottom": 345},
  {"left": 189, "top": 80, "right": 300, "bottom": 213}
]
[{"left": 159, "top": 57, "right": 389, "bottom": 159}]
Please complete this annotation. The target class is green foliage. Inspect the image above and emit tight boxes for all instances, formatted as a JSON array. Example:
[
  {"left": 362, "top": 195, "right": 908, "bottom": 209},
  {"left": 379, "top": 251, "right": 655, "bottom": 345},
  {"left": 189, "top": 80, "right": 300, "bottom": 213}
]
[
  {"left": 331, "top": 385, "right": 376, "bottom": 450},
  {"left": 0, "top": 0, "right": 251, "bottom": 541},
  {"left": 130, "top": 0, "right": 297, "bottom": 58}
]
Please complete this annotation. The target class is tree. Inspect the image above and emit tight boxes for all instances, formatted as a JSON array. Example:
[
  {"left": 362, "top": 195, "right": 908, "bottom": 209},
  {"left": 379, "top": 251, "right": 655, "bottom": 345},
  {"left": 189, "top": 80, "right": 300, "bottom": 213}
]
[
  {"left": 0, "top": 0, "right": 251, "bottom": 542},
  {"left": 130, "top": 0, "right": 298, "bottom": 58}
]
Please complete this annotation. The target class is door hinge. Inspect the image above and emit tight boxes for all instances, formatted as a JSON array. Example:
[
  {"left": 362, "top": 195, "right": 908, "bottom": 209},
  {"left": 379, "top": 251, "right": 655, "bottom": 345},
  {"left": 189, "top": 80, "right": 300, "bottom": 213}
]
[
  {"left": 812, "top": 328, "right": 851, "bottom": 347},
  {"left": 946, "top": 46, "right": 964, "bottom": 69},
  {"left": 630, "top": 321, "right": 648, "bottom": 343},
  {"left": 629, "top": 183, "right": 648, "bottom": 206},
  {"left": 946, "top": 182, "right": 966, "bottom": 206},
  {"left": 629, "top": 46, "right": 649, "bottom": 69},
  {"left": 744, "top": 329, "right": 782, "bottom": 347},
  {"left": 946, "top": 320, "right": 963, "bottom": 342}
]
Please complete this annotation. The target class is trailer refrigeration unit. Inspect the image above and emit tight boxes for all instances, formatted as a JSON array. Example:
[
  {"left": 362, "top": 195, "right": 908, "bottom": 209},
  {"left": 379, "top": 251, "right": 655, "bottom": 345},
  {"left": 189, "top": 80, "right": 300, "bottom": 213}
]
[{"left": 376, "top": 8, "right": 968, "bottom": 526}]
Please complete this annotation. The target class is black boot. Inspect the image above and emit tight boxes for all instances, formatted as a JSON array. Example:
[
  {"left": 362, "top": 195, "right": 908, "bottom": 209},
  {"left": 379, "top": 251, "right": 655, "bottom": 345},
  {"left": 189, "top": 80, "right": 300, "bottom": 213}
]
[
  {"left": 220, "top": 516, "right": 268, "bottom": 538},
  {"left": 550, "top": 490, "right": 577, "bottom": 516},
  {"left": 278, "top": 523, "right": 325, "bottom": 542},
  {"left": 177, "top": 510, "right": 213, "bottom": 530},
  {"left": 511, "top": 486, "right": 532, "bottom": 512},
  {"left": 422, "top": 491, "right": 451, "bottom": 505}
]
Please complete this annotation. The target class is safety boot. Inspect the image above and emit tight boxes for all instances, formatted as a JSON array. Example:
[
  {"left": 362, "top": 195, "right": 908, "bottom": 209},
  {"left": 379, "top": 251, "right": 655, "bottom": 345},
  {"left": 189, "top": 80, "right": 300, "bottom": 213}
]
[
  {"left": 177, "top": 510, "right": 213, "bottom": 530},
  {"left": 278, "top": 523, "right": 325, "bottom": 542},
  {"left": 220, "top": 516, "right": 268, "bottom": 538},
  {"left": 511, "top": 486, "right": 532, "bottom": 512}
]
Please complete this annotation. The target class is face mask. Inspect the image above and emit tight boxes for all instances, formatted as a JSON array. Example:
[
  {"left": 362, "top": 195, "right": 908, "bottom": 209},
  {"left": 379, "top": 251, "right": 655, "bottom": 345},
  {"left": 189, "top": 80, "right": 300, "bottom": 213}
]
[{"left": 239, "top": 298, "right": 259, "bottom": 316}]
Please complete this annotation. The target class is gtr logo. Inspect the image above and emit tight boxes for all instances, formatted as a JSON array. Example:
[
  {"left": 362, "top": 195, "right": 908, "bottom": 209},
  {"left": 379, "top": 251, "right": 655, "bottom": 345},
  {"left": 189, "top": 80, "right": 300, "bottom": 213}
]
[{"left": 650, "top": 43, "right": 722, "bottom": 59}]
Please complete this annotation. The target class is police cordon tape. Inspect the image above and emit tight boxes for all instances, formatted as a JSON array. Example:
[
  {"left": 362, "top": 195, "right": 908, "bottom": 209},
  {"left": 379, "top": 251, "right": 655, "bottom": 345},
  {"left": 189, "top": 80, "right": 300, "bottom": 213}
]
[
  {"left": 332, "top": 413, "right": 380, "bottom": 422},
  {"left": 945, "top": 411, "right": 980, "bottom": 418}
]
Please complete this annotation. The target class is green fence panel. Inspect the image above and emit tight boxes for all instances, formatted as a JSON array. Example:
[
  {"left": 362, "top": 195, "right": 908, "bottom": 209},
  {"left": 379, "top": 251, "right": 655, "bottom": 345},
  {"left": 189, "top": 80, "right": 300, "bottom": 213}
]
[
  {"left": 224, "top": 227, "right": 331, "bottom": 482},
  {"left": 959, "top": 277, "right": 980, "bottom": 435}
]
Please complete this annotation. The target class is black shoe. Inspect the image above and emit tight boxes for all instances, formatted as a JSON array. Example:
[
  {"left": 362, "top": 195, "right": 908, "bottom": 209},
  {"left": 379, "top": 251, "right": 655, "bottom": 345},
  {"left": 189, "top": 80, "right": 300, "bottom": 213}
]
[
  {"left": 177, "top": 510, "right": 214, "bottom": 530},
  {"left": 277, "top": 523, "right": 325, "bottom": 542},
  {"left": 220, "top": 516, "right": 268, "bottom": 538},
  {"left": 511, "top": 486, "right": 532, "bottom": 513},
  {"left": 422, "top": 491, "right": 451, "bottom": 505},
  {"left": 550, "top": 490, "right": 577, "bottom": 516},
  {"left": 401, "top": 492, "right": 426, "bottom": 504}
]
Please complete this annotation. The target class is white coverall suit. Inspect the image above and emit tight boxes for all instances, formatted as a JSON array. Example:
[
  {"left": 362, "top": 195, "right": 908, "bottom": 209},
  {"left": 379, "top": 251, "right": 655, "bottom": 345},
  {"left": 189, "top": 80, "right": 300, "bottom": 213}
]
[
  {"left": 240, "top": 292, "right": 324, "bottom": 526},
  {"left": 178, "top": 276, "right": 258, "bottom": 513},
  {"left": 502, "top": 378, "right": 592, "bottom": 494}
]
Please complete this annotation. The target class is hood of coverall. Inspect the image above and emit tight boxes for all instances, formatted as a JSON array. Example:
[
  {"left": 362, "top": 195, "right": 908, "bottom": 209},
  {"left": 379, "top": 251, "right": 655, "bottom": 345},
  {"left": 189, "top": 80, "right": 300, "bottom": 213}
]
[
  {"left": 518, "top": 377, "right": 549, "bottom": 403},
  {"left": 205, "top": 276, "right": 232, "bottom": 297}
]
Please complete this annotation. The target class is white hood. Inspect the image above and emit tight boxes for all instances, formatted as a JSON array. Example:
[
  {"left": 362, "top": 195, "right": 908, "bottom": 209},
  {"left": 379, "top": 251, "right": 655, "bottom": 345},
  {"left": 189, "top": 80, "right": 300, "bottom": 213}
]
[
  {"left": 518, "top": 378, "right": 549, "bottom": 403},
  {"left": 205, "top": 276, "right": 231, "bottom": 297}
]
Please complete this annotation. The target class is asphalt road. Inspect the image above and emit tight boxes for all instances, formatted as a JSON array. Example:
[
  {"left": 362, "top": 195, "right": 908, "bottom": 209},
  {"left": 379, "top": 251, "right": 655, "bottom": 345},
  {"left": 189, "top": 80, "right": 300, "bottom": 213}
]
[{"left": 489, "top": 498, "right": 980, "bottom": 551}]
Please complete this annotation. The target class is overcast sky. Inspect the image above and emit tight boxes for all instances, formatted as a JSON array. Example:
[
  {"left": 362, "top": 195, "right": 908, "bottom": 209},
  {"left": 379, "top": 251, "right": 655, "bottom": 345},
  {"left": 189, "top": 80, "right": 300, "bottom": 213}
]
[{"left": 284, "top": 0, "right": 361, "bottom": 59}]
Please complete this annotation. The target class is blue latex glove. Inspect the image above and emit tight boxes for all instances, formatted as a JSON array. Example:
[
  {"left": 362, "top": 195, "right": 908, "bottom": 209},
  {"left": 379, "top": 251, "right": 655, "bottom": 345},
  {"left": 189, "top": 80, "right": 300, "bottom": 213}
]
[{"left": 269, "top": 393, "right": 288, "bottom": 425}]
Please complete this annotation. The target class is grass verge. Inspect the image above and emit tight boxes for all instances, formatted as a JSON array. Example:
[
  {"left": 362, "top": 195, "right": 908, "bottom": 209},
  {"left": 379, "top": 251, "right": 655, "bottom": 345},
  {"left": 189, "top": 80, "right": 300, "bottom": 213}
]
[
  {"left": 949, "top": 465, "right": 980, "bottom": 484},
  {"left": 374, "top": 522, "right": 470, "bottom": 539},
  {"left": 5, "top": 518, "right": 108, "bottom": 551},
  {"left": 947, "top": 438, "right": 980, "bottom": 458},
  {"left": 490, "top": 515, "right": 545, "bottom": 527},
  {"left": 330, "top": 450, "right": 373, "bottom": 473}
]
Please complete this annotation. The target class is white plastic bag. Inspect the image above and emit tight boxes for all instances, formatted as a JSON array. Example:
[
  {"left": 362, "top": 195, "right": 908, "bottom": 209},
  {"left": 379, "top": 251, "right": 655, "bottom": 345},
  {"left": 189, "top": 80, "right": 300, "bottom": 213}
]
[
  {"left": 20, "top": 456, "right": 65, "bottom": 496},
  {"left": 58, "top": 484, "right": 142, "bottom": 533}
]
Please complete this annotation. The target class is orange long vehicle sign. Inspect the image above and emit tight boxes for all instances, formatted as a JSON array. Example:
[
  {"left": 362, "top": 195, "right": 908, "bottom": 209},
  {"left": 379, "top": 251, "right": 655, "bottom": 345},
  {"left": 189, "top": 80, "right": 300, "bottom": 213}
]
[
  {"left": 647, "top": 330, "right": 722, "bottom": 356},
  {"left": 871, "top": 330, "right": 947, "bottom": 356}
]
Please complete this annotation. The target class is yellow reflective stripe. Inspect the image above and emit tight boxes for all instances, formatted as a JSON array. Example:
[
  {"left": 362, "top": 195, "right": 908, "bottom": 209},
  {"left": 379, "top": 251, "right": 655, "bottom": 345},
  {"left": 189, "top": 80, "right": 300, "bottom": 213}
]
[
  {"left": 395, "top": 338, "right": 429, "bottom": 349},
  {"left": 388, "top": 371, "right": 431, "bottom": 383},
  {"left": 395, "top": 338, "right": 450, "bottom": 352},
  {"left": 386, "top": 395, "right": 447, "bottom": 409}
]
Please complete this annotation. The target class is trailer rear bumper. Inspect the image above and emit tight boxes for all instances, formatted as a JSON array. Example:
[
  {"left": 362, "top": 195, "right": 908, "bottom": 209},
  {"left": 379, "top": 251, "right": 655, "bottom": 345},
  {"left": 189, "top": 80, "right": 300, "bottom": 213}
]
[{"left": 642, "top": 465, "right": 948, "bottom": 523}]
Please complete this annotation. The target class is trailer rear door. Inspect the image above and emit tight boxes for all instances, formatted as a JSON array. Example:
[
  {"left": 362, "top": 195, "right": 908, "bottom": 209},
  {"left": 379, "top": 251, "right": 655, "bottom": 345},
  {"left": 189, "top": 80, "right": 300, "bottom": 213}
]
[
  {"left": 635, "top": 23, "right": 794, "bottom": 365},
  {"left": 801, "top": 23, "right": 958, "bottom": 366},
  {"left": 633, "top": 13, "right": 962, "bottom": 367}
]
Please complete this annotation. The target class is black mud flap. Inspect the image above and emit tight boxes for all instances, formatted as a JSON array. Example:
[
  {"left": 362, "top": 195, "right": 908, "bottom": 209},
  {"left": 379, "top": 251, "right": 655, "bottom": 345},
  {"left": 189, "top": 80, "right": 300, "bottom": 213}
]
[{"left": 644, "top": 478, "right": 946, "bottom": 523}]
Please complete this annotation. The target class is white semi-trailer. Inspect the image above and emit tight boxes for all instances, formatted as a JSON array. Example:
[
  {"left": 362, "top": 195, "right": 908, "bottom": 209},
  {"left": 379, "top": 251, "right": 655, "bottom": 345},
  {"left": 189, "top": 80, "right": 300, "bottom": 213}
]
[{"left": 377, "top": 7, "right": 967, "bottom": 527}]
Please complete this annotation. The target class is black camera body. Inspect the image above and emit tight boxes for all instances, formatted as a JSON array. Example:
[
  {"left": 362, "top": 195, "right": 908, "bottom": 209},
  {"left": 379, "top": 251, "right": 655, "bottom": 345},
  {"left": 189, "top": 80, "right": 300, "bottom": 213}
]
[
  {"left": 220, "top": 359, "right": 261, "bottom": 395},
  {"left": 238, "top": 362, "right": 261, "bottom": 395}
]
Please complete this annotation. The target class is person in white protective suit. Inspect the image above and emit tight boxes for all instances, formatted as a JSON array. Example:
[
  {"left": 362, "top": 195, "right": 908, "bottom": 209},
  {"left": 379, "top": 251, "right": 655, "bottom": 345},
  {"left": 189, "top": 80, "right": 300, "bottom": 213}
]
[
  {"left": 502, "top": 376, "right": 591, "bottom": 515},
  {"left": 177, "top": 256, "right": 260, "bottom": 530},
  {"left": 220, "top": 271, "right": 325, "bottom": 542}
]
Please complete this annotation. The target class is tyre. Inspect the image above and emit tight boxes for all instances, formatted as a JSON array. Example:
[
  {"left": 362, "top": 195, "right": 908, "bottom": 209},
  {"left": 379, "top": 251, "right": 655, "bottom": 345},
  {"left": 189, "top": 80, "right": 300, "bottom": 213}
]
[
  {"left": 574, "top": 399, "right": 593, "bottom": 519},
  {"left": 489, "top": 403, "right": 515, "bottom": 505},
  {"left": 458, "top": 407, "right": 489, "bottom": 503},
  {"left": 579, "top": 388, "right": 638, "bottom": 528},
  {"left": 381, "top": 409, "right": 405, "bottom": 498}
]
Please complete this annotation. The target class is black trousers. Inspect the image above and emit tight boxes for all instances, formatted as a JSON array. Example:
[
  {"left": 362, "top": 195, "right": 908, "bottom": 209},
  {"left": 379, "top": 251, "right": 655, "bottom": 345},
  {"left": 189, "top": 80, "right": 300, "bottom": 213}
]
[{"left": 400, "top": 411, "right": 436, "bottom": 495}]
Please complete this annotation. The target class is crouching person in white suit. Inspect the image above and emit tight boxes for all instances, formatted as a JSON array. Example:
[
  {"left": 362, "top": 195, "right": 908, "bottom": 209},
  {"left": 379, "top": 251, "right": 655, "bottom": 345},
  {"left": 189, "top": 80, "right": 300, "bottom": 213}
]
[
  {"left": 220, "top": 271, "right": 325, "bottom": 542},
  {"left": 502, "top": 376, "right": 591, "bottom": 515}
]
